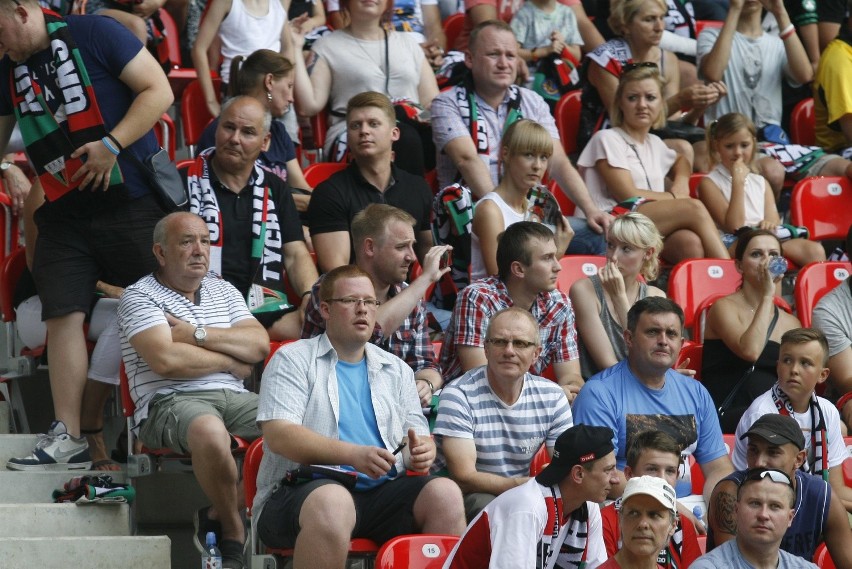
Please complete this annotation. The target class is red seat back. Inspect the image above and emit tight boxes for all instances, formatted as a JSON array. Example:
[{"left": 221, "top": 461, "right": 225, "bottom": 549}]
[
  {"left": 181, "top": 78, "right": 221, "bottom": 155},
  {"left": 790, "top": 97, "right": 815, "bottom": 146},
  {"left": 794, "top": 261, "right": 851, "bottom": 327},
  {"left": 556, "top": 255, "right": 606, "bottom": 294},
  {"left": 667, "top": 259, "right": 740, "bottom": 330},
  {"left": 375, "top": 534, "right": 460, "bottom": 569},
  {"left": 443, "top": 13, "right": 465, "bottom": 51},
  {"left": 675, "top": 342, "right": 703, "bottom": 381},
  {"left": 153, "top": 112, "right": 177, "bottom": 161},
  {"left": 791, "top": 176, "right": 852, "bottom": 241},
  {"left": 304, "top": 162, "right": 347, "bottom": 187},
  {"left": 554, "top": 90, "right": 582, "bottom": 156}
]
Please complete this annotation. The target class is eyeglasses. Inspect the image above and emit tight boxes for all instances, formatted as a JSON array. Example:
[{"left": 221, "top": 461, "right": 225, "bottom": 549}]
[
  {"left": 485, "top": 338, "right": 538, "bottom": 350},
  {"left": 622, "top": 61, "right": 659, "bottom": 73},
  {"left": 325, "top": 297, "right": 381, "bottom": 308},
  {"left": 742, "top": 468, "right": 793, "bottom": 488}
]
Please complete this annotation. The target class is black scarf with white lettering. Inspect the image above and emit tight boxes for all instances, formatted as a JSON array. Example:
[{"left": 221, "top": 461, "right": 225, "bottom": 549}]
[{"left": 10, "top": 8, "right": 122, "bottom": 201}]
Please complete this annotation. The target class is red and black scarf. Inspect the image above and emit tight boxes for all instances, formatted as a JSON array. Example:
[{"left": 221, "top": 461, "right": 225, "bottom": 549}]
[{"left": 10, "top": 9, "right": 122, "bottom": 201}]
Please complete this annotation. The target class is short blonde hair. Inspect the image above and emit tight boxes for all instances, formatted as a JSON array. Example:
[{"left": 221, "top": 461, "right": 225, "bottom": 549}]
[
  {"left": 609, "top": 212, "right": 663, "bottom": 280},
  {"left": 610, "top": 65, "right": 667, "bottom": 130}
]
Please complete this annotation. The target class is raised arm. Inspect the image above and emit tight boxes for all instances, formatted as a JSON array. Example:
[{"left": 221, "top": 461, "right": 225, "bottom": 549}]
[
  {"left": 290, "top": 28, "right": 332, "bottom": 117},
  {"left": 190, "top": 0, "right": 231, "bottom": 117},
  {"left": 763, "top": 0, "right": 813, "bottom": 84},
  {"left": 698, "top": 0, "right": 742, "bottom": 82}
]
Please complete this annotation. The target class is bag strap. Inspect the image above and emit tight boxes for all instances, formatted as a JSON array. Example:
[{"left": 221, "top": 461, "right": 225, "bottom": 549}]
[{"left": 717, "top": 306, "right": 780, "bottom": 416}]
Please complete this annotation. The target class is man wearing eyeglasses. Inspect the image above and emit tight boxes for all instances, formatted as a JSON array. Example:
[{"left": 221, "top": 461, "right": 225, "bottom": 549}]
[
  {"left": 439, "top": 221, "right": 583, "bottom": 401},
  {"left": 302, "top": 203, "right": 450, "bottom": 407},
  {"left": 692, "top": 467, "right": 818, "bottom": 568},
  {"left": 432, "top": 307, "right": 573, "bottom": 519},
  {"left": 706, "top": 413, "right": 852, "bottom": 566},
  {"left": 255, "top": 265, "right": 466, "bottom": 569}
]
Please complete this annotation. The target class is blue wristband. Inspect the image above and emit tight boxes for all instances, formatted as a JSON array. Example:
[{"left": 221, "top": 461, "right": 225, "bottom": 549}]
[{"left": 101, "top": 137, "right": 120, "bottom": 156}]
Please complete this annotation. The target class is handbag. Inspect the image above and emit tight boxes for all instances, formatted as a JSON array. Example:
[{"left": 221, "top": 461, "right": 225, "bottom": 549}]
[
  {"left": 125, "top": 147, "right": 188, "bottom": 212},
  {"left": 717, "top": 307, "right": 779, "bottom": 425},
  {"left": 651, "top": 120, "right": 706, "bottom": 144}
]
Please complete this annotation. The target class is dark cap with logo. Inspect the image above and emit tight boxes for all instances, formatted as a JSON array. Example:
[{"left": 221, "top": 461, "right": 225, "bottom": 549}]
[
  {"left": 536, "top": 424, "right": 615, "bottom": 487},
  {"left": 740, "top": 414, "right": 805, "bottom": 450}
]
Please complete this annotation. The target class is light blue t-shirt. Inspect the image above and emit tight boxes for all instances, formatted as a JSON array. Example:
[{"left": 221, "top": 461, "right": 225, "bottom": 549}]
[
  {"left": 691, "top": 540, "right": 818, "bottom": 568},
  {"left": 572, "top": 360, "right": 728, "bottom": 470},
  {"left": 337, "top": 358, "right": 396, "bottom": 490}
]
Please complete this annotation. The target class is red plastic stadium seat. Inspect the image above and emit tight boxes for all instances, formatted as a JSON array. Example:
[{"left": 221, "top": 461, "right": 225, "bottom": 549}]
[
  {"left": 375, "top": 534, "right": 460, "bottom": 569},
  {"left": 181, "top": 78, "right": 221, "bottom": 157},
  {"left": 667, "top": 259, "right": 740, "bottom": 331},
  {"left": 554, "top": 90, "right": 582, "bottom": 156},
  {"left": 794, "top": 261, "right": 851, "bottom": 327},
  {"left": 443, "top": 13, "right": 465, "bottom": 51},
  {"left": 790, "top": 176, "right": 852, "bottom": 241},
  {"left": 304, "top": 162, "right": 347, "bottom": 188},
  {"left": 790, "top": 98, "right": 815, "bottom": 146},
  {"left": 556, "top": 255, "right": 606, "bottom": 294}
]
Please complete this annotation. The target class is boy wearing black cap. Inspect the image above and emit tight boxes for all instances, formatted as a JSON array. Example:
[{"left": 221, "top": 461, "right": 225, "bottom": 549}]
[
  {"left": 708, "top": 413, "right": 852, "bottom": 566},
  {"left": 443, "top": 424, "right": 618, "bottom": 569}
]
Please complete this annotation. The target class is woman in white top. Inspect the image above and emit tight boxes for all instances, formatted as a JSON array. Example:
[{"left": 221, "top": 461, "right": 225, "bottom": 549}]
[
  {"left": 192, "top": 0, "right": 291, "bottom": 117},
  {"left": 470, "top": 120, "right": 573, "bottom": 280},
  {"left": 577, "top": 64, "right": 728, "bottom": 263},
  {"left": 290, "top": 0, "right": 439, "bottom": 170}
]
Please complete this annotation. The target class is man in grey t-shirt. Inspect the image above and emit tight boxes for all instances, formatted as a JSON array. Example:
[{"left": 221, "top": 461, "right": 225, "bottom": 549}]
[{"left": 692, "top": 468, "right": 818, "bottom": 569}]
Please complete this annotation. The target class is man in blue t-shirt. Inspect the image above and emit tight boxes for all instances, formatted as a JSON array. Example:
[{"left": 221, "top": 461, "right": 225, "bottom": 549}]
[
  {"left": 573, "top": 297, "right": 733, "bottom": 502},
  {"left": 0, "top": 0, "right": 173, "bottom": 470},
  {"left": 707, "top": 413, "right": 852, "bottom": 566},
  {"left": 255, "top": 265, "right": 466, "bottom": 568}
]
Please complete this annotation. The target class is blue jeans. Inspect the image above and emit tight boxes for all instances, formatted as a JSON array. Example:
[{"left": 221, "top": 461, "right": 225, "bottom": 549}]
[{"left": 565, "top": 217, "right": 606, "bottom": 255}]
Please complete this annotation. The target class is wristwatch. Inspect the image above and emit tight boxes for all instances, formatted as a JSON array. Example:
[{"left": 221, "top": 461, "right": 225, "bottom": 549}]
[
  {"left": 0, "top": 161, "right": 12, "bottom": 172},
  {"left": 194, "top": 325, "right": 207, "bottom": 346}
]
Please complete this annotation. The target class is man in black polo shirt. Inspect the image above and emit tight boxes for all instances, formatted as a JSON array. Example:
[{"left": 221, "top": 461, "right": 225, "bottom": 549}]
[
  {"left": 185, "top": 96, "right": 318, "bottom": 340},
  {"left": 307, "top": 91, "right": 433, "bottom": 273}
]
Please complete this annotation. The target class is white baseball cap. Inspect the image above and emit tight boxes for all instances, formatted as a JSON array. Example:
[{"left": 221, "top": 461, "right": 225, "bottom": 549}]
[{"left": 621, "top": 475, "right": 677, "bottom": 516}]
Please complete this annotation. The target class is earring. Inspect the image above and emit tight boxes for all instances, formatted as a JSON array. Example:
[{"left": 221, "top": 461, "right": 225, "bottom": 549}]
[{"left": 267, "top": 91, "right": 273, "bottom": 103}]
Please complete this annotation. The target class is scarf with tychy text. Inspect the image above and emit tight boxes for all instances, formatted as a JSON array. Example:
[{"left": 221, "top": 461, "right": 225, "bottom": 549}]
[{"left": 187, "top": 148, "right": 291, "bottom": 315}]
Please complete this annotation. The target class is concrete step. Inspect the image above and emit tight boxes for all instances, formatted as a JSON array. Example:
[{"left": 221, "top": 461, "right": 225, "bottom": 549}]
[
  {"left": 0, "top": 536, "right": 171, "bottom": 568},
  {"left": 0, "top": 503, "right": 131, "bottom": 537},
  {"left": 0, "top": 433, "right": 40, "bottom": 463},
  {"left": 0, "top": 470, "right": 128, "bottom": 503}
]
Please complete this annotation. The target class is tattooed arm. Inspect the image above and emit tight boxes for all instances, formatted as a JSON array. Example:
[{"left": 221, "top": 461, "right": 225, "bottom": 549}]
[{"left": 707, "top": 478, "right": 738, "bottom": 549}]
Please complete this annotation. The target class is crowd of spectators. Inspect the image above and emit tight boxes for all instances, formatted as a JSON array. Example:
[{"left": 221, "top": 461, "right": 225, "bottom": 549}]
[{"left": 1, "top": 0, "right": 852, "bottom": 567}]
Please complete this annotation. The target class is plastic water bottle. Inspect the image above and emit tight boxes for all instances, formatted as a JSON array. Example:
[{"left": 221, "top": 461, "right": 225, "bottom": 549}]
[
  {"left": 692, "top": 505, "right": 705, "bottom": 525},
  {"left": 202, "top": 532, "right": 222, "bottom": 569}
]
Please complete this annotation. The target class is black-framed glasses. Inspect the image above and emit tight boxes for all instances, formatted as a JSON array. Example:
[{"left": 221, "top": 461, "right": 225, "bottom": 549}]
[
  {"left": 485, "top": 338, "right": 538, "bottom": 350},
  {"left": 325, "top": 297, "right": 381, "bottom": 308},
  {"left": 742, "top": 468, "right": 793, "bottom": 488},
  {"left": 622, "top": 61, "right": 659, "bottom": 73}
]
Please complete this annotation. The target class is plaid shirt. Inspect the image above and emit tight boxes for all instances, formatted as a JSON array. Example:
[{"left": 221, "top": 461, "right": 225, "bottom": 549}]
[
  {"left": 301, "top": 278, "right": 439, "bottom": 375},
  {"left": 439, "top": 276, "right": 579, "bottom": 382}
]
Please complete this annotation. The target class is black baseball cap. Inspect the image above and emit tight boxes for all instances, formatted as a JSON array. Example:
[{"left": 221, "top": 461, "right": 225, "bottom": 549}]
[
  {"left": 740, "top": 414, "right": 805, "bottom": 450},
  {"left": 536, "top": 424, "right": 615, "bottom": 487}
]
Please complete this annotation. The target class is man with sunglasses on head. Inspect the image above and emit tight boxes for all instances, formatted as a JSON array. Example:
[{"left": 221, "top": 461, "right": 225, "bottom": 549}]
[
  {"left": 439, "top": 221, "right": 584, "bottom": 401},
  {"left": 707, "top": 413, "right": 852, "bottom": 566},
  {"left": 692, "top": 467, "right": 818, "bottom": 568},
  {"left": 255, "top": 265, "right": 466, "bottom": 569},
  {"left": 433, "top": 307, "right": 573, "bottom": 520}
]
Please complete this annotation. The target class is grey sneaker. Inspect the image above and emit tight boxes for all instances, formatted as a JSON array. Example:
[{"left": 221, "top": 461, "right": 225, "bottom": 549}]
[{"left": 7, "top": 421, "right": 92, "bottom": 471}]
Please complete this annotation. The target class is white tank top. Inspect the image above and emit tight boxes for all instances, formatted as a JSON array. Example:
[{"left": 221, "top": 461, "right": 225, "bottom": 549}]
[
  {"left": 470, "top": 192, "right": 526, "bottom": 281},
  {"left": 219, "top": 0, "right": 287, "bottom": 84}
]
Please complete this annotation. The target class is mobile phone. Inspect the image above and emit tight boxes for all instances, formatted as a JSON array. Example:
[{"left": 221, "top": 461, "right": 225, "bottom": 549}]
[
  {"left": 439, "top": 249, "right": 453, "bottom": 270},
  {"left": 768, "top": 256, "right": 788, "bottom": 279}
]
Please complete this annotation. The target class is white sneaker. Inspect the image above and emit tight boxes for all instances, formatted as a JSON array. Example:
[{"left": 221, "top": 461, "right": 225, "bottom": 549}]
[{"left": 7, "top": 420, "right": 92, "bottom": 471}]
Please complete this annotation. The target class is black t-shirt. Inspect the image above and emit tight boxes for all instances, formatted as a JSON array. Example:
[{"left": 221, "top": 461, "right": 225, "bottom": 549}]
[
  {"left": 199, "top": 167, "right": 304, "bottom": 297},
  {"left": 307, "top": 162, "right": 432, "bottom": 261}
]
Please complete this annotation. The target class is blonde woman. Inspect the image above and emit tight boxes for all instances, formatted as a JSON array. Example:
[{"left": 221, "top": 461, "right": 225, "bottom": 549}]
[{"left": 570, "top": 212, "right": 665, "bottom": 378}]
